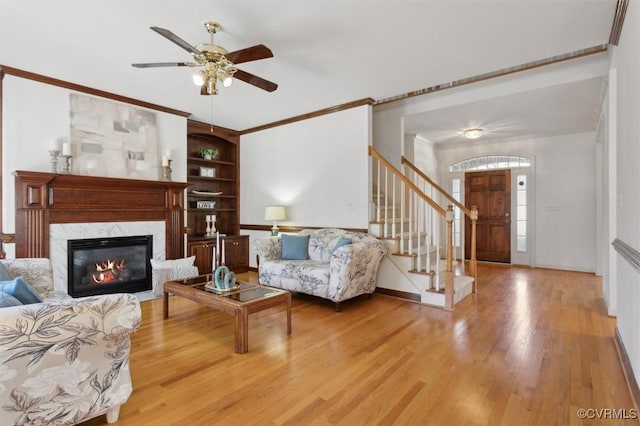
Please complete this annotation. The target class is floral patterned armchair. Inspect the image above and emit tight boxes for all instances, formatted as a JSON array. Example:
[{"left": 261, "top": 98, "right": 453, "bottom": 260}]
[
  {"left": 0, "top": 258, "right": 141, "bottom": 425},
  {"left": 253, "top": 228, "right": 387, "bottom": 311}
]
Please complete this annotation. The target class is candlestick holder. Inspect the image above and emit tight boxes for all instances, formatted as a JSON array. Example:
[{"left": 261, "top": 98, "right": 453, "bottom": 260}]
[
  {"left": 48, "top": 150, "right": 60, "bottom": 173},
  {"left": 60, "top": 155, "right": 72, "bottom": 174},
  {"left": 204, "top": 215, "right": 218, "bottom": 237},
  {"left": 210, "top": 214, "right": 217, "bottom": 234},
  {"left": 162, "top": 159, "right": 172, "bottom": 181},
  {"left": 205, "top": 217, "right": 211, "bottom": 237}
]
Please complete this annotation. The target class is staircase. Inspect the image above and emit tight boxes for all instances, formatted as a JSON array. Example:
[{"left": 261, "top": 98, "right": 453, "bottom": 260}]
[{"left": 368, "top": 146, "right": 478, "bottom": 310}]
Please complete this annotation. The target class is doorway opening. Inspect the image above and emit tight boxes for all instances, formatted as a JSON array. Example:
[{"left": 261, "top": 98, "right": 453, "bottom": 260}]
[{"left": 449, "top": 155, "right": 532, "bottom": 265}]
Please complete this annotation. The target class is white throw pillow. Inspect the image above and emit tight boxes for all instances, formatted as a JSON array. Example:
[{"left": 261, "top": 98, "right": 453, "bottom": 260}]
[{"left": 150, "top": 256, "right": 196, "bottom": 269}]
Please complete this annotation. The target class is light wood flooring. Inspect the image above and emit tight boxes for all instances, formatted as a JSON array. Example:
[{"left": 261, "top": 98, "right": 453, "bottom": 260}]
[{"left": 82, "top": 264, "right": 637, "bottom": 425}]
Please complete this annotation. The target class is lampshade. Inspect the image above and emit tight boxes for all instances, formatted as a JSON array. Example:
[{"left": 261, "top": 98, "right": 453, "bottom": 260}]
[{"left": 264, "top": 206, "right": 286, "bottom": 221}]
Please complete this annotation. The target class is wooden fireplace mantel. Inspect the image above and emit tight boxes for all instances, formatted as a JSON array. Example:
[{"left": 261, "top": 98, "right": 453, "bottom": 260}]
[{"left": 14, "top": 171, "right": 190, "bottom": 259}]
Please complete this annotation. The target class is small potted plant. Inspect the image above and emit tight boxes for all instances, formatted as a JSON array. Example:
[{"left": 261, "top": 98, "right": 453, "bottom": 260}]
[{"left": 198, "top": 147, "right": 219, "bottom": 160}]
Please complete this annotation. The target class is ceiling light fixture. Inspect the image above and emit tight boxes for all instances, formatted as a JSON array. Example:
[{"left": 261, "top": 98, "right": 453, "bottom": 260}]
[
  {"left": 463, "top": 128, "right": 484, "bottom": 139},
  {"left": 187, "top": 21, "right": 237, "bottom": 95},
  {"left": 192, "top": 62, "right": 236, "bottom": 95}
]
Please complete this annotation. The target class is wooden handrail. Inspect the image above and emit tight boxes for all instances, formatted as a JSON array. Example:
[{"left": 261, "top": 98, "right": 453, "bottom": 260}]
[
  {"left": 369, "top": 146, "right": 446, "bottom": 216},
  {"left": 401, "top": 155, "right": 471, "bottom": 217}
]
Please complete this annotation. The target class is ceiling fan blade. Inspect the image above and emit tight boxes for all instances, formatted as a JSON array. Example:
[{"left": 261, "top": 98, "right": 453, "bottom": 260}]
[
  {"left": 150, "top": 26, "right": 200, "bottom": 56},
  {"left": 225, "top": 44, "right": 273, "bottom": 64},
  {"left": 233, "top": 69, "right": 278, "bottom": 92},
  {"left": 132, "top": 62, "right": 197, "bottom": 68}
]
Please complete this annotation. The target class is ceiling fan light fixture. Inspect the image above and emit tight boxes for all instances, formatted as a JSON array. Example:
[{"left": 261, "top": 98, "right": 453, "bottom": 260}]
[
  {"left": 192, "top": 72, "right": 205, "bottom": 86},
  {"left": 132, "top": 21, "right": 277, "bottom": 95},
  {"left": 206, "top": 77, "right": 218, "bottom": 95},
  {"left": 464, "top": 128, "right": 484, "bottom": 139}
]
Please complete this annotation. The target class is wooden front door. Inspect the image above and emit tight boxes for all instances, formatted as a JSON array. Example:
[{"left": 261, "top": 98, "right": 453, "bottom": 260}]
[{"left": 465, "top": 170, "right": 511, "bottom": 263}]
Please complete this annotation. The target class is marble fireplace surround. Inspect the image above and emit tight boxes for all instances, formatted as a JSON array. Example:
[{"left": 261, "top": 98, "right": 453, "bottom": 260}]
[
  {"left": 13, "top": 171, "right": 189, "bottom": 294},
  {"left": 50, "top": 221, "right": 165, "bottom": 294}
]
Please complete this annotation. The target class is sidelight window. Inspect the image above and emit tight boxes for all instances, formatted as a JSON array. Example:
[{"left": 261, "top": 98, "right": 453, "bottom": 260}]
[{"left": 516, "top": 174, "right": 527, "bottom": 252}]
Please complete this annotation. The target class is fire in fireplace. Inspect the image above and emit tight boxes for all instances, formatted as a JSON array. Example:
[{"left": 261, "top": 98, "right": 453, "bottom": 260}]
[{"left": 68, "top": 235, "right": 153, "bottom": 297}]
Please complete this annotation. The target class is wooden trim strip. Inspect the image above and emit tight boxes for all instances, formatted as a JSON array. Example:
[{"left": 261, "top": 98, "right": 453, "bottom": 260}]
[
  {"left": 240, "top": 224, "right": 368, "bottom": 234},
  {"left": 0, "top": 65, "right": 190, "bottom": 117},
  {"left": 614, "top": 327, "right": 640, "bottom": 411},
  {"left": 374, "top": 287, "right": 421, "bottom": 302},
  {"left": 609, "top": 0, "right": 629, "bottom": 46},
  {"left": 373, "top": 45, "right": 608, "bottom": 107},
  {"left": 240, "top": 98, "right": 374, "bottom": 135},
  {"left": 612, "top": 238, "right": 640, "bottom": 272}
]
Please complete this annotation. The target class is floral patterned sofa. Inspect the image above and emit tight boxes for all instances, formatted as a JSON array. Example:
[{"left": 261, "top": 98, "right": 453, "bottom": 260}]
[
  {"left": 253, "top": 228, "right": 387, "bottom": 311},
  {"left": 0, "top": 258, "right": 141, "bottom": 425}
]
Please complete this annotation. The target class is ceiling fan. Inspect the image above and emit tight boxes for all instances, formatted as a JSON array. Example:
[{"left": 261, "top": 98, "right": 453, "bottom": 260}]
[{"left": 132, "top": 21, "right": 277, "bottom": 95}]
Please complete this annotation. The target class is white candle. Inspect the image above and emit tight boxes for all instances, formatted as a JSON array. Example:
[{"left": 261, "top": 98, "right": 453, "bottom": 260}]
[
  {"left": 62, "top": 142, "right": 71, "bottom": 156},
  {"left": 165, "top": 149, "right": 171, "bottom": 160},
  {"left": 216, "top": 232, "right": 220, "bottom": 257},
  {"left": 162, "top": 155, "right": 169, "bottom": 166},
  {"left": 222, "top": 240, "right": 225, "bottom": 265},
  {"left": 50, "top": 139, "right": 61, "bottom": 151}
]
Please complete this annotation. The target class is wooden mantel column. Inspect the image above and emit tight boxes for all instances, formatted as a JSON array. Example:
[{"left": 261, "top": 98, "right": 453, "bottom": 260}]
[{"left": 14, "top": 171, "right": 190, "bottom": 259}]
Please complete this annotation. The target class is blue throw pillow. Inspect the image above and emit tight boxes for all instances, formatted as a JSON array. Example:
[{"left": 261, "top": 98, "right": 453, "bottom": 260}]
[
  {"left": 281, "top": 234, "right": 310, "bottom": 260},
  {"left": 332, "top": 237, "right": 352, "bottom": 255},
  {"left": 0, "top": 277, "right": 43, "bottom": 305},
  {"left": 0, "top": 292, "right": 23, "bottom": 308},
  {"left": 0, "top": 262, "right": 13, "bottom": 281}
]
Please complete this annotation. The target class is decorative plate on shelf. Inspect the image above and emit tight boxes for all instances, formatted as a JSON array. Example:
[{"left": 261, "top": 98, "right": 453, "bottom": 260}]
[{"left": 191, "top": 190, "right": 223, "bottom": 196}]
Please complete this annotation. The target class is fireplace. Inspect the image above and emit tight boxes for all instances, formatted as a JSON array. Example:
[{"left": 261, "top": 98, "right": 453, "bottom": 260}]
[{"left": 68, "top": 235, "right": 153, "bottom": 297}]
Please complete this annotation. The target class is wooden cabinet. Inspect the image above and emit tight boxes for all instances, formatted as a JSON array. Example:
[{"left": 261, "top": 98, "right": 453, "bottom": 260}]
[
  {"left": 187, "top": 235, "right": 249, "bottom": 274},
  {"left": 188, "top": 239, "right": 215, "bottom": 274},
  {"left": 223, "top": 235, "right": 249, "bottom": 272},
  {"left": 185, "top": 120, "right": 247, "bottom": 274}
]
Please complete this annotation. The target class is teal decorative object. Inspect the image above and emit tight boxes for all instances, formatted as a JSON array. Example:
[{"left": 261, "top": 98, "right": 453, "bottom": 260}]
[
  {"left": 214, "top": 265, "right": 230, "bottom": 289},
  {"left": 224, "top": 271, "right": 236, "bottom": 289}
]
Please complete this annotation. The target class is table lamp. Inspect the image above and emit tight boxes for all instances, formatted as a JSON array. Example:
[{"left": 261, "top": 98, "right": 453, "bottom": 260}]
[{"left": 264, "top": 206, "right": 286, "bottom": 236}]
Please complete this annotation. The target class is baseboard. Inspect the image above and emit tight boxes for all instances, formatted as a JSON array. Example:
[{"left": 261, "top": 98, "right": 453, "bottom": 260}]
[
  {"left": 375, "top": 287, "right": 420, "bottom": 302},
  {"left": 615, "top": 327, "right": 640, "bottom": 411}
]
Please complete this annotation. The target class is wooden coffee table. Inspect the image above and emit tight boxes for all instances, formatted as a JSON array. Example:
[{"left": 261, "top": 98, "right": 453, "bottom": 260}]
[{"left": 163, "top": 275, "right": 291, "bottom": 353}]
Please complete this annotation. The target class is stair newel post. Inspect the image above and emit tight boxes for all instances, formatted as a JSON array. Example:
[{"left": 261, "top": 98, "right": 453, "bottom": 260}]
[
  {"left": 417, "top": 184, "right": 422, "bottom": 270},
  {"left": 410, "top": 180, "right": 416, "bottom": 254},
  {"left": 470, "top": 205, "right": 479, "bottom": 292},
  {"left": 445, "top": 204, "right": 455, "bottom": 310},
  {"left": 384, "top": 167, "right": 388, "bottom": 237},
  {"left": 400, "top": 180, "right": 405, "bottom": 252},
  {"left": 376, "top": 156, "right": 381, "bottom": 223},
  {"left": 391, "top": 174, "right": 396, "bottom": 239}
]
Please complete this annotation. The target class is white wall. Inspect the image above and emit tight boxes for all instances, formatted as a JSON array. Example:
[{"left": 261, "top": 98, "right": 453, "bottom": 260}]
[
  {"left": 414, "top": 135, "right": 438, "bottom": 178},
  {"left": 611, "top": 0, "right": 640, "bottom": 387},
  {"left": 2, "top": 75, "right": 187, "bottom": 257},
  {"left": 437, "top": 133, "right": 597, "bottom": 272},
  {"left": 240, "top": 105, "right": 371, "bottom": 267}
]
